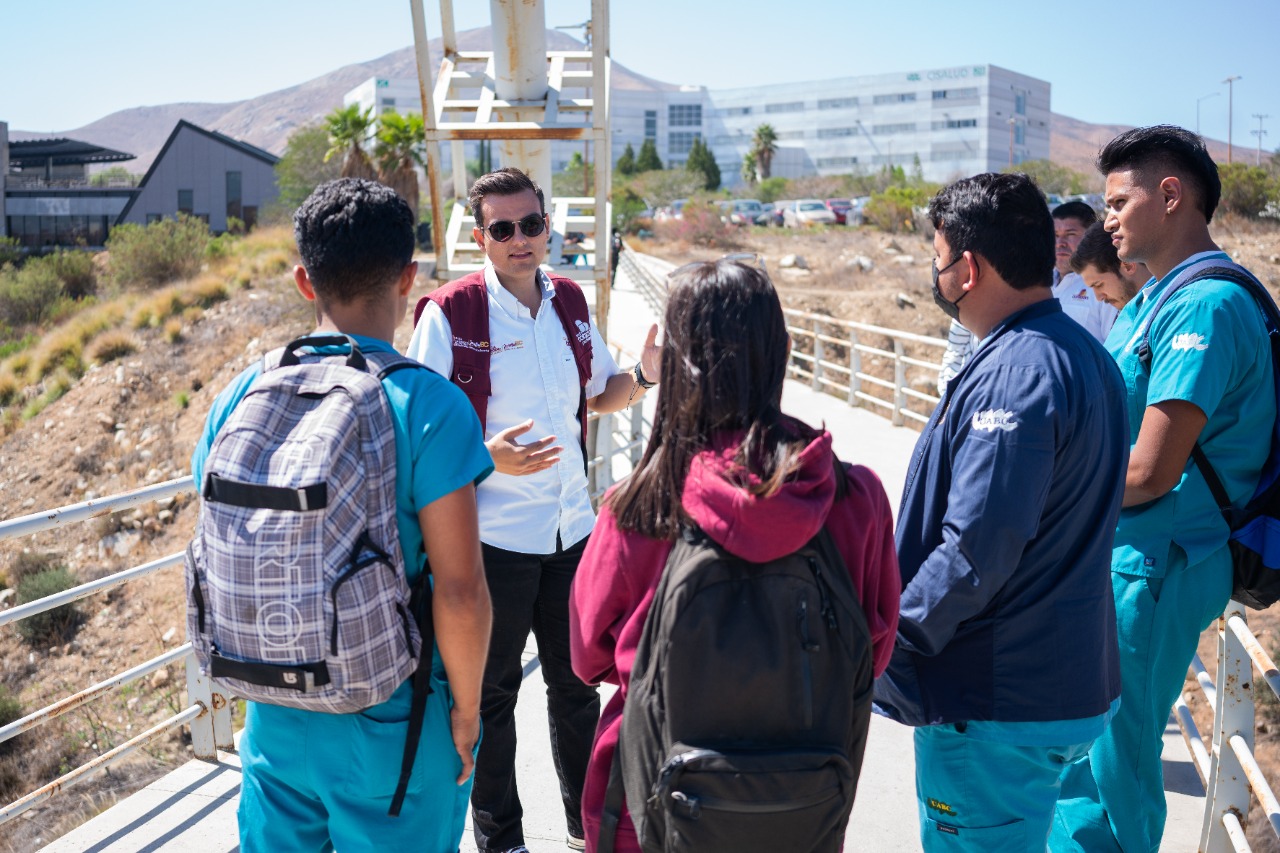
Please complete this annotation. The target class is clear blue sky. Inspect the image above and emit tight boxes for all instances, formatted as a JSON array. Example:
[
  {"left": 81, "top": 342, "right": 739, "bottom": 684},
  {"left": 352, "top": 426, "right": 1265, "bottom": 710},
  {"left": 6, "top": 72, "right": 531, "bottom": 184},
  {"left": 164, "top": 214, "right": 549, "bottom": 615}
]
[{"left": 2, "top": 0, "right": 1277, "bottom": 157}]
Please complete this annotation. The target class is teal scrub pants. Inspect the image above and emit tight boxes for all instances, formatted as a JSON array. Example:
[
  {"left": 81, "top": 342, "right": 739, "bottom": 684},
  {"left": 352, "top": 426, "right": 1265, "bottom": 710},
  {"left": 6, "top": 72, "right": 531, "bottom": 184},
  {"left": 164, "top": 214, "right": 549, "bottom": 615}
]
[
  {"left": 914, "top": 724, "right": 1094, "bottom": 852},
  {"left": 1050, "top": 549, "right": 1231, "bottom": 853},
  {"left": 237, "top": 676, "right": 474, "bottom": 853}
]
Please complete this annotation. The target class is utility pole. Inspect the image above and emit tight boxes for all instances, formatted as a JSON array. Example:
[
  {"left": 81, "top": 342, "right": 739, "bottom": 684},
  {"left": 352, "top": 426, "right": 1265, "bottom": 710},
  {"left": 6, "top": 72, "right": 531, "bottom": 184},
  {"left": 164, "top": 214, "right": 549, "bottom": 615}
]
[
  {"left": 1252, "top": 114, "right": 1269, "bottom": 167},
  {"left": 1197, "top": 92, "right": 1220, "bottom": 136},
  {"left": 1223, "top": 75, "right": 1241, "bottom": 163}
]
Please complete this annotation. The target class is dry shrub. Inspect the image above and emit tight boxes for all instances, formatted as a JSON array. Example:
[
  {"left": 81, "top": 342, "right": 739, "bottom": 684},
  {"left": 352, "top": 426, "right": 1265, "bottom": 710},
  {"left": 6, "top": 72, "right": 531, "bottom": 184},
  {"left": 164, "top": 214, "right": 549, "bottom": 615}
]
[
  {"left": 6, "top": 551, "right": 63, "bottom": 586},
  {"left": 25, "top": 328, "right": 84, "bottom": 383},
  {"left": 654, "top": 199, "right": 744, "bottom": 250},
  {"left": 15, "top": 563, "right": 81, "bottom": 643},
  {"left": 181, "top": 306, "right": 204, "bottom": 325},
  {"left": 163, "top": 318, "right": 184, "bottom": 343},
  {"left": 131, "top": 288, "right": 184, "bottom": 329},
  {"left": 188, "top": 276, "right": 228, "bottom": 308},
  {"left": 0, "top": 369, "right": 18, "bottom": 407},
  {"left": 256, "top": 250, "right": 292, "bottom": 277},
  {"left": 22, "top": 368, "right": 74, "bottom": 420},
  {"left": 87, "top": 330, "right": 138, "bottom": 365},
  {"left": 104, "top": 215, "right": 210, "bottom": 290}
]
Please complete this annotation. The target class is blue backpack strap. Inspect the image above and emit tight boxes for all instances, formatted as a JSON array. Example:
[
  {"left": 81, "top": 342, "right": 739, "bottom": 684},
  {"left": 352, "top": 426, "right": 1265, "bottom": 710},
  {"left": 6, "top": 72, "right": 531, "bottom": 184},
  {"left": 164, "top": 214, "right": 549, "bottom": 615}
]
[{"left": 1138, "top": 260, "right": 1280, "bottom": 526}]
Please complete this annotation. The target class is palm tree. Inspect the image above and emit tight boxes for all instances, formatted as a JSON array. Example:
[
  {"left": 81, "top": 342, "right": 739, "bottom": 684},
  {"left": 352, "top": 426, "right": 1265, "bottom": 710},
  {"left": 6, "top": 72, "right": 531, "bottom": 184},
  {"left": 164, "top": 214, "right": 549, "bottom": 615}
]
[
  {"left": 752, "top": 124, "right": 778, "bottom": 181},
  {"left": 323, "top": 104, "right": 377, "bottom": 181},
  {"left": 375, "top": 111, "right": 425, "bottom": 220},
  {"left": 740, "top": 150, "right": 758, "bottom": 186}
]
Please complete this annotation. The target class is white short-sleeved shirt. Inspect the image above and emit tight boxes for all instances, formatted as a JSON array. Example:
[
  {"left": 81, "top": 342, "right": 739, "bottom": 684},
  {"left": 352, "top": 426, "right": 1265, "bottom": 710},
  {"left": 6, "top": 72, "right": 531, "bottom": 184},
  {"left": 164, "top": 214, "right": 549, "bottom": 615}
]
[
  {"left": 1054, "top": 271, "right": 1118, "bottom": 342},
  {"left": 405, "top": 262, "right": 620, "bottom": 554}
]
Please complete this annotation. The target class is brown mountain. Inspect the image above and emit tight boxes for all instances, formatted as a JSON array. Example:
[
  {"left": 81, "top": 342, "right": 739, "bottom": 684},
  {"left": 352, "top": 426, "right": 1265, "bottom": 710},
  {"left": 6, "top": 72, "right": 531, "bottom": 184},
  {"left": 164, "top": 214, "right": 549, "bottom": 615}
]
[{"left": 11, "top": 31, "right": 1228, "bottom": 181}]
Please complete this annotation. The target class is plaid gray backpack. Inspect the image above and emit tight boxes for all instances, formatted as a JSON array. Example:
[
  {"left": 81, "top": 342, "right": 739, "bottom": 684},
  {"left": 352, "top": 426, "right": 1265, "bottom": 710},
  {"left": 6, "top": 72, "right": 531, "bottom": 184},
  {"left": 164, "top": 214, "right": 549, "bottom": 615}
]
[{"left": 185, "top": 334, "right": 433, "bottom": 815}]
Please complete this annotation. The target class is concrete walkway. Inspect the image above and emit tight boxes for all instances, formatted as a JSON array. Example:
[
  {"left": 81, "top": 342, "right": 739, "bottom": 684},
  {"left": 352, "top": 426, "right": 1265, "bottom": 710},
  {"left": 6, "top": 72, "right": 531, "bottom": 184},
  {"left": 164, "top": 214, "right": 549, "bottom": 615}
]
[{"left": 39, "top": 253, "right": 1204, "bottom": 852}]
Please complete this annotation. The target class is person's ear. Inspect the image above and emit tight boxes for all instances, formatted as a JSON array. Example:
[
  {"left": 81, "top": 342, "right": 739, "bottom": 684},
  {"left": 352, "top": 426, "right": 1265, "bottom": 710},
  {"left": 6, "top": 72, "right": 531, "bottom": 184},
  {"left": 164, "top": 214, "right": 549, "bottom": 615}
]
[
  {"left": 1160, "top": 176, "right": 1183, "bottom": 215},
  {"left": 962, "top": 251, "right": 979, "bottom": 292},
  {"left": 397, "top": 260, "right": 418, "bottom": 297},
  {"left": 473, "top": 226, "right": 487, "bottom": 252},
  {"left": 294, "top": 265, "right": 316, "bottom": 302}
]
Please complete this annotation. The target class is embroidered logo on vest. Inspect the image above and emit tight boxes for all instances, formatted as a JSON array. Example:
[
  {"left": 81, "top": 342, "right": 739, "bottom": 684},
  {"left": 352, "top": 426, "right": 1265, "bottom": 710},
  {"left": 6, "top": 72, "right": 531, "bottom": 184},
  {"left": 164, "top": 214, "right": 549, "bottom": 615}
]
[
  {"left": 1170, "top": 332, "right": 1209, "bottom": 352},
  {"left": 452, "top": 336, "right": 490, "bottom": 352},
  {"left": 971, "top": 409, "right": 1018, "bottom": 432},
  {"left": 574, "top": 319, "right": 592, "bottom": 346}
]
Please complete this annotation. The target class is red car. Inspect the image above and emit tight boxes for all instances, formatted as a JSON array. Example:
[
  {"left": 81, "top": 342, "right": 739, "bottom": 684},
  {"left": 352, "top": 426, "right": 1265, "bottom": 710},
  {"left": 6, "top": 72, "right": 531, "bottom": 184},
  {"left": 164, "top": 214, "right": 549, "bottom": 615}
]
[{"left": 825, "top": 198, "right": 853, "bottom": 225}]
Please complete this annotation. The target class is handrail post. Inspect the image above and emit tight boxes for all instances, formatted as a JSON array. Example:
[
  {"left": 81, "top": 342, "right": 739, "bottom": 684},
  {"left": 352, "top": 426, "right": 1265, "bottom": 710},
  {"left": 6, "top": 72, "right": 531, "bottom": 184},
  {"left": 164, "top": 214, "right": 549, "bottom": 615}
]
[
  {"left": 812, "top": 317, "right": 824, "bottom": 391},
  {"left": 597, "top": 411, "right": 615, "bottom": 492},
  {"left": 892, "top": 339, "right": 906, "bottom": 426},
  {"left": 1201, "top": 601, "right": 1254, "bottom": 852},
  {"left": 850, "top": 329, "right": 862, "bottom": 406},
  {"left": 185, "top": 656, "right": 219, "bottom": 761},
  {"left": 629, "top": 404, "right": 644, "bottom": 467}
]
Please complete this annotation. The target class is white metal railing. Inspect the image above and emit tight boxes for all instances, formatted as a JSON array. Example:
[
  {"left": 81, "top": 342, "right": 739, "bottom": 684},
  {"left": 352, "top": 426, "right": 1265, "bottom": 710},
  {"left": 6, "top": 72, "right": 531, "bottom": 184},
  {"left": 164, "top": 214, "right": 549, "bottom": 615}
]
[
  {"left": 783, "top": 308, "right": 947, "bottom": 428},
  {"left": 0, "top": 403, "right": 651, "bottom": 828},
  {"left": 0, "top": 477, "right": 233, "bottom": 827}
]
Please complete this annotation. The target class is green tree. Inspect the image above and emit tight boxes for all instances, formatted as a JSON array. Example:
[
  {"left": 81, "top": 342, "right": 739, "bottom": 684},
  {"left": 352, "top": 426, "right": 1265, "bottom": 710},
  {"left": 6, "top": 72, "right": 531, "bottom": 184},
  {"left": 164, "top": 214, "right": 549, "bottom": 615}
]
[
  {"left": 757, "top": 176, "right": 788, "bottom": 203},
  {"left": 686, "top": 137, "right": 721, "bottom": 191},
  {"left": 740, "top": 151, "right": 758, "bottom": 186},
  {"left": 375, "top": 111, "right": 425, "bottom": 221},
  {"left": 1218, "top": 163, "right": 1278, "bottom": 218},
  {"left": 1005, "top": 159, "right": 1094, "bottom": 197},
  {"left": 274, "top": 124, "right": 343, "bottom": 212},
  {"left": 636, "top": 138, "right": 663, "bottom": 173},
  {"left": 324, "top": 104, "right": 377, "bottom": 180},
  {"left": 89, "top": 166, "right": 138, "bottom": 188},
  {"left": 616, "top": 143, "right": 637, "bottom": 177},
  {"left": 627, "top": 168, "right": 704, "bottom": 209},
  {"left": 751, "top": 124, "right": 778, "bottom": 180}
]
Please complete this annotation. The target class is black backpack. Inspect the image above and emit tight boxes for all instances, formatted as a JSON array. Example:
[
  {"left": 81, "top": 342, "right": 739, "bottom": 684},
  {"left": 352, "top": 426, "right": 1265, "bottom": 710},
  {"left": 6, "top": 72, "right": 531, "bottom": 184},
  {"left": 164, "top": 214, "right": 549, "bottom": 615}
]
[
  {"left": 598, "top": 466, "right": 874, "bottom": 853},
  {"left": 1137, "top": 259, "right": 1280, "bottom": 609}
]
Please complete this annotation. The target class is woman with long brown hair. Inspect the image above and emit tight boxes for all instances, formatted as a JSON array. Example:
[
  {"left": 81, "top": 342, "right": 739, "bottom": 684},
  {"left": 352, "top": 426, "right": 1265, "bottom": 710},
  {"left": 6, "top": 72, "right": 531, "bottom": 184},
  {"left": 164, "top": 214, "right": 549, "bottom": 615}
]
[{"left": 569, "top": 258, "right": 900, "bottom": 851}]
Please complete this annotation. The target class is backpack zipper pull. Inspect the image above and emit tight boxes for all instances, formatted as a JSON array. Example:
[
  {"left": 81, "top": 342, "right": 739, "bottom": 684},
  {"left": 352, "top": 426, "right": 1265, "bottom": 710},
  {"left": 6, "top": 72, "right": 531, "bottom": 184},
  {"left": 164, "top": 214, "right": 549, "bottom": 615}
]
[
  {"left": 809, "top": 558, "right": 838, "bottom": 629},
  {"left": 797, "top": 599, "right": 820, "bottom": 651}
]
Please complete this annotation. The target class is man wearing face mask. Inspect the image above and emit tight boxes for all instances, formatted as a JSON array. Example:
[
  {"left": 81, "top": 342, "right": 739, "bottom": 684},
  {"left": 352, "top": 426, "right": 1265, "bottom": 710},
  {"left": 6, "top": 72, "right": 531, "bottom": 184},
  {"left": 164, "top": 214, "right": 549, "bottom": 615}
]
[{"left": 875, "top": 173, "right": 1129, "bottom": 852}]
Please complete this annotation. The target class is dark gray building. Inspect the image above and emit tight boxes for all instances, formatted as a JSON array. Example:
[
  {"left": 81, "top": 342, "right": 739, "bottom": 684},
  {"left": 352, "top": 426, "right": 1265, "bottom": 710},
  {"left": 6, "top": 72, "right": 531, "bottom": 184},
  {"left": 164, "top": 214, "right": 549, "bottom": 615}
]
[
  {"left": 118, "top": 120, "right": 278, "bottom": 232},
  {"left": 2, "top": 129, "right": 138, "bottom": 248}
]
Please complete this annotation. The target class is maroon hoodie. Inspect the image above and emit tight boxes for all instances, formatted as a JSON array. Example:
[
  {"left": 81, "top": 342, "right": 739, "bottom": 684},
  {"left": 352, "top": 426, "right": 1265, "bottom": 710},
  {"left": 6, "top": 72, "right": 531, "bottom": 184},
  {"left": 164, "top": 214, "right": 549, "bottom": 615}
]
[{"left": 569, "top": 425, "right": 900, "bottom": 853}]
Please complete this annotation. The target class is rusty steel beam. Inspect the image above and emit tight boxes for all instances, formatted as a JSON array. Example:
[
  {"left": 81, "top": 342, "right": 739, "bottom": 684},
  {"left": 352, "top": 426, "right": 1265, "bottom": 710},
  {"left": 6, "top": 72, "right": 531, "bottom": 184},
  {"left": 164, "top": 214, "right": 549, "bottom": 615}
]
[
  {"left": 0, "top": 644, "right": 193, "bottom": 747},
  {"left": 0, "top": 476, "right": 194, "bottom": 542},
  {"left": 0, "top": 703, "right": 205, "bottom": 826},
  {"left": 0, "top": 552, "right": 183, "bottom": 630}
]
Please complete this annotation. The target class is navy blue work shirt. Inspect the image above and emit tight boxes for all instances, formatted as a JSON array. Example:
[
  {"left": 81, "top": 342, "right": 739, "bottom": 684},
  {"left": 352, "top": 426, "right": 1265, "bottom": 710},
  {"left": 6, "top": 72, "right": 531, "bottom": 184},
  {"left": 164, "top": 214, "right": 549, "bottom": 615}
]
[{"left": 874, "top": 298, "right": 1128, "bottom": 726}]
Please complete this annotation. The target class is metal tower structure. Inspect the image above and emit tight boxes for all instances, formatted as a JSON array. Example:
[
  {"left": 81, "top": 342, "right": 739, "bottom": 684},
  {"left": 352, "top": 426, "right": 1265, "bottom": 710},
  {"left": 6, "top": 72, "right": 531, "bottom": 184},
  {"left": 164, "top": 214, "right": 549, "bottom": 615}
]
[{"left": 408, "top": 0, "right": 614, "bottom": 337}]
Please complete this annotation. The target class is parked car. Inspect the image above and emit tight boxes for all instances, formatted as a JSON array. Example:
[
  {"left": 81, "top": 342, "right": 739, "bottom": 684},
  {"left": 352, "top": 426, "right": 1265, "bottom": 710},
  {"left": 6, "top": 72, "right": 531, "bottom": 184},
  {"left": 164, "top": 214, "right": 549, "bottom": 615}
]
[
  {"left": 757, "top": 202, "right": 777, "bottom": 226},
  {"left": 847, "top": 196, "right": 871, "bottom": 226},
  {"left": 824, "top": 198, "right": 853, "bottom": 225},
  {"left": 783, "top": 199, "right": 837, "bottom": 228},
  {"left": 769, "top": 201, "right": 792, "bottom": 227},
  {"left": 723, "top": 198, "right": 764, "bottom": 226},
  {"left": 655, "top": 198, "right": 688, "bottom": 221}
]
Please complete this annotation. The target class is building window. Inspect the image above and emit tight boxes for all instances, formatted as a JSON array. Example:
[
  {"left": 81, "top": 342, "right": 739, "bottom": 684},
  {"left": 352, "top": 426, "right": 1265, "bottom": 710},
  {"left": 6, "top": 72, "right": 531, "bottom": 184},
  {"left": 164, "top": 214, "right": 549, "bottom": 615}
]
[
  {"left": 644, "top": 110, "right": 657, "bottom": 139},
  {"left": 178, "top": 190, "right": 194, "bottom": 215},
  {"left": 775, "top": 130, "right": 804, "bottom": 140},
  {"left": 931, "top": 146, "right": 973, "bottom": 161},
  {"left": 1015, "top": 123, "right": 1026, "bottom": 145},
  {"left": 1015, "top": 91, "right": 1028, "bottom": 115},
  {"left": 764, "top": 101, "right": 805, "bottom": 114},
  {"left": 931, "top": 118, "right": 978, "bottom": 130},
  {"left": 816, "top": 156, "right": 858, "bottom": 167},
  {"left": 873, "top": 92, "right": 917, "bottom": 105},
  {"left": 226, "top": 171, "right": 243, "bottom": 222},
  {"left": 817, "top": 127, "right": 855, "bottom": 138},
  {"left": 668, "top": 131, "right": 701, "bottom": 156},
  {"left": 381, "top": 97, "right": 396, "bottom": 108},
  {"left": 668, "top": 104, "right": 702, "bottom": 127},
  {"left": 146, "top": 214, "right": 162, "bottom": 224},
  {"left": 818, "top": 97, "right": 857, "bottom": 110},
  {"left": 872, "top": 122, "right": 916, "bottom": 135},
  {"left": 932, "top": 87, "right": 979, "bottom": 101},
  {"left": 718, "top": 106, "right": 752, "bottom": 117}
]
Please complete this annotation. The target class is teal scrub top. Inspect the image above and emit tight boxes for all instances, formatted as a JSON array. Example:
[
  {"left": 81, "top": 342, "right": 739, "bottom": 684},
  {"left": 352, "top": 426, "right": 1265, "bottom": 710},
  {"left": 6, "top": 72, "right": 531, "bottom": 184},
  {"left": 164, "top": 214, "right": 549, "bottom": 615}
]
[{"left": 1106, "top": 251, "right": 1274, "bottom": 578}]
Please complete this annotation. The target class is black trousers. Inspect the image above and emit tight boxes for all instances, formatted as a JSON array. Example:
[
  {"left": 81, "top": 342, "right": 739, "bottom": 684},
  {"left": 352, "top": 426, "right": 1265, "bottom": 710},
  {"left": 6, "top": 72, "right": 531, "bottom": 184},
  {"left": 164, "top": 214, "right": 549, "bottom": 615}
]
[{"left": 471, "top": 536, "right": 601, "bottom": 851}]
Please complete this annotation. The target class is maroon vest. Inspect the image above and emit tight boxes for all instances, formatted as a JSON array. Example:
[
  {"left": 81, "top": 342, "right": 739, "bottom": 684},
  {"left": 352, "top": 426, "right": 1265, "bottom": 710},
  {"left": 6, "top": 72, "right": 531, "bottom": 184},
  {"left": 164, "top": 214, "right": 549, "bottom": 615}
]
[{"left": 414, "top": 270, "right": 594, "bottom": 448}]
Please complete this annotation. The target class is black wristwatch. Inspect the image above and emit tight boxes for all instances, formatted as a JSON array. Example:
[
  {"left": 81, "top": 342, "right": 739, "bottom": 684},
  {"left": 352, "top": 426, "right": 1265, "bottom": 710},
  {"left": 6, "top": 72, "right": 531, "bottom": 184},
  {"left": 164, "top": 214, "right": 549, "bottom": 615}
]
[{"left": 633, "top": 362, "right": 657, "bottom": 389}]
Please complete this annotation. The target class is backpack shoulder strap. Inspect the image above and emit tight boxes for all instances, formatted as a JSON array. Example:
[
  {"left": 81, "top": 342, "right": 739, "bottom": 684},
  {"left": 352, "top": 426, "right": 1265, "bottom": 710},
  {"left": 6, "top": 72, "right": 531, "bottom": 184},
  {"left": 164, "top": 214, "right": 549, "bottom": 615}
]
[{"left": 1137, "top": 259, "right": 1273, "bottom": 367}]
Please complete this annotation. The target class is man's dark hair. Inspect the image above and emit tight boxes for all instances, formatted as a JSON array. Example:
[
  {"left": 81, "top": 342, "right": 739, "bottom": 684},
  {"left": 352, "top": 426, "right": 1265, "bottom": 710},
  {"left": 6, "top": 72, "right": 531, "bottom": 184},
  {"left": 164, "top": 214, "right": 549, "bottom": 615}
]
[
  {"left": 927, "top": 172, "right": 1054, "bottom": 290},
  {"left": 1096, "top": 125, "right": 1220, "bottom": 222},
  {"left": 1070, "top": 222, "right": 1121, "bottom": 276},
  {"left": 468, "top": 167, "right": 546, "bottom": 227},
  {"left": 293, "top": 178, "right": 414, "bottom": 304},
  {"left": 1052, "top": 200, "right": 1097, "bottom": 228}
]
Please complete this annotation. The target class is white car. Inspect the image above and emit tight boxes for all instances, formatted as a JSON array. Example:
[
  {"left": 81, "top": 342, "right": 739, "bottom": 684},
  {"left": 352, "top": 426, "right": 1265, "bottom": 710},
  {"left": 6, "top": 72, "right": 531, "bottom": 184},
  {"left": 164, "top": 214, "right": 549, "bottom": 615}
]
[{"left": 783, "top": 199, "right": 837, "bottom": 227}]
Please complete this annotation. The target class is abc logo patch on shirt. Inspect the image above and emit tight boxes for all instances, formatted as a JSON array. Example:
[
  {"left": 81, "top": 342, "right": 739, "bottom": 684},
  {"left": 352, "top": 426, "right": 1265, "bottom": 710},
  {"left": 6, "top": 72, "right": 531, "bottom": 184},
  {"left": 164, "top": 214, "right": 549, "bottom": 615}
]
[{"left": 1170, "top": 332, "right": 1209, "bottom": 352}]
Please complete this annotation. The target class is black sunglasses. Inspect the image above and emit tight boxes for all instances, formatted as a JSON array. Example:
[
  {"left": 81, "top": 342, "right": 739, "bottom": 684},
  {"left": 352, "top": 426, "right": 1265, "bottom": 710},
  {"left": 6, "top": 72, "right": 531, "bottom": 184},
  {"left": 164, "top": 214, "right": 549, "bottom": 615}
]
[{"left": 483, "top": 213, "right": 547, "bottom": 243}]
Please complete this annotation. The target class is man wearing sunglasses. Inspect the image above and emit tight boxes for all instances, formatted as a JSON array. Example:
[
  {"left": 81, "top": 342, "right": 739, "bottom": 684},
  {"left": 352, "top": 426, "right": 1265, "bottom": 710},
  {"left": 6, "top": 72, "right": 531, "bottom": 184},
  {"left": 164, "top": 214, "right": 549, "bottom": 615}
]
[{"left": 406, "top": 167, "right": 661, "bottom": 853}]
